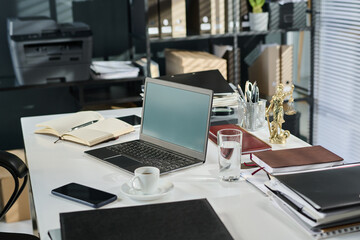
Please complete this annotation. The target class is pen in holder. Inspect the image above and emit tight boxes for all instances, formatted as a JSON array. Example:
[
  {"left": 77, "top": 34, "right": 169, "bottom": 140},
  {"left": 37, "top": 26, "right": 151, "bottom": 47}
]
[{"left": 238, "top": 99, "right": 266, "bottom": 131}]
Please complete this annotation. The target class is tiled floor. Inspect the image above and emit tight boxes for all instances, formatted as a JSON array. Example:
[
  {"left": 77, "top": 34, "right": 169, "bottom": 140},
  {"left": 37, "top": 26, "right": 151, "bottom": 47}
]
[{"left": 0, "top": 219, "right": 33, "bottom": 235}]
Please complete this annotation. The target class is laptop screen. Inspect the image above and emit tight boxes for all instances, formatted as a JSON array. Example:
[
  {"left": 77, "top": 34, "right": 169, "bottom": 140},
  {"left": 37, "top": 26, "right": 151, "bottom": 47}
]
[{"left": 141, "top": 79, "right": 213, "bottom": 155}]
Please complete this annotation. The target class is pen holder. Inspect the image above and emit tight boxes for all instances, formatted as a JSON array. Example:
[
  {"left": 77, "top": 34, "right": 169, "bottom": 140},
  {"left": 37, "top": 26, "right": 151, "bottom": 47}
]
[{"left": 238, "top": 99, "right": 267, "bottom": 131}]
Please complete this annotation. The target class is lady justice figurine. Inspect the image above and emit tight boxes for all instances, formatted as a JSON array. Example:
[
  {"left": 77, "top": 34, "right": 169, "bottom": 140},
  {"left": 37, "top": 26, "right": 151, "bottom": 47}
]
[{"left": 265, "top": 84, "right": 295, "bottom": 144}]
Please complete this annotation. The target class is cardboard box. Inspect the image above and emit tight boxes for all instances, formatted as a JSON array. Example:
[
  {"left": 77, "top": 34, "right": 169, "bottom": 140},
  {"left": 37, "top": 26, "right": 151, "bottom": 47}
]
[
  {"left": 248, "top": 45, "right": 293, "bottom": 98},
  {"left": 165, "top": 49, "right": 227, "bottom": 79},
  {"left": 0, "top": 149, "right": 30, "bottom": 223}
]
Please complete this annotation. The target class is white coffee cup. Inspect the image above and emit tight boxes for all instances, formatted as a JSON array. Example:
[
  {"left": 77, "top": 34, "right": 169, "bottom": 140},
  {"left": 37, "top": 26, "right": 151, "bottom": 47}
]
[{"left": 130, "top": 167, "right": 160, "bottom": 195}]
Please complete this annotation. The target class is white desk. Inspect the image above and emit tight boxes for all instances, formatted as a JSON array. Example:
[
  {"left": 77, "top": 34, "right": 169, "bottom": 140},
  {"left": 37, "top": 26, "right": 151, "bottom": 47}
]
[{"left": 21, "top": 108, "right": 352, "bottom": 240}]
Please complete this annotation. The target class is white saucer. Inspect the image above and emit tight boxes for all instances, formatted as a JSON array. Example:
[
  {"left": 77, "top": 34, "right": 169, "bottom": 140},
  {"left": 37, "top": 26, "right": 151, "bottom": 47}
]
[{"left": 121, "top": 181, "right": 174, "bottom": 201}]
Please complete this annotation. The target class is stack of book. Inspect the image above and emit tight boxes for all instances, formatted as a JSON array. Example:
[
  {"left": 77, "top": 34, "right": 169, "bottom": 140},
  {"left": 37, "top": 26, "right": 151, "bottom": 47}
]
[{"left": 265, "top": 165, "right": 360, "bottom": 238}]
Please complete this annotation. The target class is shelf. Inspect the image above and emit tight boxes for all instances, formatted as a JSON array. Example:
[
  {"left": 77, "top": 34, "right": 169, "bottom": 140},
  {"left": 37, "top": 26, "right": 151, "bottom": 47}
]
[
  {"left": 73, "top": 80, "right": 143, "bottom": 107},
  {"left": 0, "top": 76, "right": 145, "bottom": 91},
  {"left": 148, "top": 27, "right": 312, "bottom": 43},
  {"left": 236, "top": 27, "right": 312, "bottom": 36},
  {"left": 150, "top": 33, "right": 235, "bottom": 43},
  {"left": 80, "top": 96, "right": 142, "bottom": 107}
]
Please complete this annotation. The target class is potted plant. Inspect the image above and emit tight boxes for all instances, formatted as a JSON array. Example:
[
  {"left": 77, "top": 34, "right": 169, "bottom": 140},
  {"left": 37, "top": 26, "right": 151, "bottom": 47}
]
[{"left": 249, "top": 0, "right": 268, "bottom": 31}]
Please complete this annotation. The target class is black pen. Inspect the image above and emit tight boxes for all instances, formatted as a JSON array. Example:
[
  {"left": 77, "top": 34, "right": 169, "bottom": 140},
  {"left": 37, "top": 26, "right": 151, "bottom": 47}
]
[{"left": 71, "top": 120, "right": 99, "bottom": 131}]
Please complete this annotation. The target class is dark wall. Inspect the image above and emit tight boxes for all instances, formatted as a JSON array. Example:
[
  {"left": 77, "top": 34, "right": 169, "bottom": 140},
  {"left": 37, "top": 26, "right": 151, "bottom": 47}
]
[
  {"left": 73, "top": 0, "right": 130, "bottom": 59},
  {"left": 0, "top": 0, "right": 17, "bottom": 79},
  {"left": 0, "top": 87, "right": 80, "bottom": 150}
]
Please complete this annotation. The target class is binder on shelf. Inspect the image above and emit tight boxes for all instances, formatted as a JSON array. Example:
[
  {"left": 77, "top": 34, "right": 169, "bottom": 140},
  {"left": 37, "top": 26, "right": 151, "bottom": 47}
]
[
  {"left": 186, "top": 0, "right": 212, "bottom": 35},
  {"left": 225, "top": 0, "right": 240, "bottom": 33},
  {"left": 240, "top": 0, "right": 250, "bottom": 31},
  {"left": 159, "top": 0, "right": 172, "bottom": 38},
  {"left": 148, "top": 0, "right": 160, "bottom": 38},
  {"left": 211, "top": 0, "right": 225, "bottom": 34},
  {"left": 171, "top": 0, "right": 187, "bottom": 37}
]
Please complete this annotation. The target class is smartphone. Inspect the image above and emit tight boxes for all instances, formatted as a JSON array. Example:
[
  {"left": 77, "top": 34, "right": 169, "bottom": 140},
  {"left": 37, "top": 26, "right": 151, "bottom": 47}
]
[
  {"left": 51, "top": 183, "right": 117, "bottom": 208},
  {"left": 117, "top": 115, "right": 141, "bottom": 126}
]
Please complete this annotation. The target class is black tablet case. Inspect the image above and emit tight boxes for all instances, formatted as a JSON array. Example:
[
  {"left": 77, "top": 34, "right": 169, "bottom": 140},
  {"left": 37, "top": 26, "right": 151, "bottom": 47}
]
[
  {"left": 276, "top": 165, "right": 360, "bottom": 211},
  {"left": 60, "top": 198, "right": 233, "bottom": 240}
]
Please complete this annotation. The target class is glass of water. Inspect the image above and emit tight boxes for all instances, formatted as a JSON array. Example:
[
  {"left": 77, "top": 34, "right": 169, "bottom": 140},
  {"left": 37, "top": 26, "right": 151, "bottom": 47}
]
[{"left": 217, "top": 129, "right": 243, "bottom": 181}]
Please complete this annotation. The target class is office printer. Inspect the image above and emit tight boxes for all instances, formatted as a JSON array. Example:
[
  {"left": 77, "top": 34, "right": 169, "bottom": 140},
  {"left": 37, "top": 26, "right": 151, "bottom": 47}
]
[{"left": 7, "top": 17, "right": 92, "bottom": 85}]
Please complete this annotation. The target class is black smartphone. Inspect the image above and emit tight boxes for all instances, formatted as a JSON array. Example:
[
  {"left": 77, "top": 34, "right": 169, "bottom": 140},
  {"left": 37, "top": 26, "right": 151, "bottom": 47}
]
[
  {"left": 51, "top": 183, "right": 117, "bottom": 208},
  {"left": 117, "top": 115, "right": 141, "bottom": 125}
]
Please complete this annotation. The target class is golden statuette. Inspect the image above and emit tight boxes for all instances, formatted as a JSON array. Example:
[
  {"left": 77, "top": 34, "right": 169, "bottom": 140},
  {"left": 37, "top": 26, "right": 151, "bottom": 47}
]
[{"left": 265, "top": 84, "right": 295, "bottom": 144}]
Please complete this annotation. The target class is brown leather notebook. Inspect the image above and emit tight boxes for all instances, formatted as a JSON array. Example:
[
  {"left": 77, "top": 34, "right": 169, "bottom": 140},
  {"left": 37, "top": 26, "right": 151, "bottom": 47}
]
[
  {"left": 209, "top": 124, "right": 271, "bottom": 154},
  {"left": 252, "top": 145, "right": 344, "bottom": 175}
]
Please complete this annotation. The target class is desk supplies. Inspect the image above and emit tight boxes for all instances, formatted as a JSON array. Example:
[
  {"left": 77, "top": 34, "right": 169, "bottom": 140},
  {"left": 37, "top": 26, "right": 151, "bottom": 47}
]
[
  {"left": 85, "top": 78, "right": 213, "bottom": 174},
  {"left": 237, "top": 81, "right": 266, "bottom": 131},
  {"left": 35, "top": 111, "right": 134, "bottom": 146},
  {"left": 252, "top": 145, "right": 343, "bottom": 175},
  {"left": 209, "top": 124, "right": 271, "bottom": 154},
  {"left": 244, "top": 81, "right": 259, "bottom": 103},
  {"left": 59, "top": 199, "right": 233, "bottom": 240}
]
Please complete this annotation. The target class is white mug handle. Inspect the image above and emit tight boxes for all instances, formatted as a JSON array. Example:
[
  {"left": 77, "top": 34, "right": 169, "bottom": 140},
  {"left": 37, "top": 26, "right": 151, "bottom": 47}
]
[{"left": 130, "top": 176, "right": 142, "bottom": 191}]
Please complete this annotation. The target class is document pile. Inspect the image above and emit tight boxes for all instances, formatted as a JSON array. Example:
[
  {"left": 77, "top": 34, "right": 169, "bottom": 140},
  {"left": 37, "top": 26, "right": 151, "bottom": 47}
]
[
  {"left": 212, "top": 92, "right": 239, "bottom": 108},
  {"left": 90, "top": 61, "right": 139, "bottom": 80},
  {"left": 265, "top": 165, "right": 360, "bottom": 239}
]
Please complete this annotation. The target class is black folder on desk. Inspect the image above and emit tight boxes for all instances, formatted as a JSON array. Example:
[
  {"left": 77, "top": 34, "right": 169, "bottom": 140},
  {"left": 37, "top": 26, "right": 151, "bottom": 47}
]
[
  {"left": 157, "top": 70, "right": 234, "bottom": 94},
  {"left": 60, "top": 199, "right": 233, "bottom": 240},
  {"left": 275, "top": 165, "right": 360, "bottom": 211}
]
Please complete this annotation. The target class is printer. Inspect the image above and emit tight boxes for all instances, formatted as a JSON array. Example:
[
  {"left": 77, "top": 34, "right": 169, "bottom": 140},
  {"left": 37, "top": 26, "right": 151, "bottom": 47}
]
[{"left": 7, "top": 17, "right": 92, "bottom": 85}]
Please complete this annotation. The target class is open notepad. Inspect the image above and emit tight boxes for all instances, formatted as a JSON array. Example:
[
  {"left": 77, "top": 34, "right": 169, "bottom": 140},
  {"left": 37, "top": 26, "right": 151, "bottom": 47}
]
[{"left": 35, "top": 111, "right": 134, "bottom": 146}]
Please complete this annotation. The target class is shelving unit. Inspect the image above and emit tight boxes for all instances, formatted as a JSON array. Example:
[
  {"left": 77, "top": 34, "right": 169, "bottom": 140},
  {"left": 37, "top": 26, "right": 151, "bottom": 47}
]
[{"left": 130, "top": 0, "right": 314, "bottom": 143}]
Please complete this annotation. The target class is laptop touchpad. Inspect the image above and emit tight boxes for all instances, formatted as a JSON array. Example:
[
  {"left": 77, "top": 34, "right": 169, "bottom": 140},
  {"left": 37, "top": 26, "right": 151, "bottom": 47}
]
[{"left": 104, "top": 155, "right": 142, "bottom": 172}]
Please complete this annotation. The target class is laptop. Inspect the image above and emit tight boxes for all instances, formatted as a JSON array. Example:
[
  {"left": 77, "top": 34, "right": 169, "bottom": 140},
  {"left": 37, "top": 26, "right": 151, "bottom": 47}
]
[{"left": 85, "top": 78, "right": 214, "bottom": 174}]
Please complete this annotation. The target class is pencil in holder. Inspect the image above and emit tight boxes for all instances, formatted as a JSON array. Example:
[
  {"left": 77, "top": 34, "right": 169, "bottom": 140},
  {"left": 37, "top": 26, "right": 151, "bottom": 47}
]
[{"left": 238, "top": 99, "right": 266, "bottom": 131}]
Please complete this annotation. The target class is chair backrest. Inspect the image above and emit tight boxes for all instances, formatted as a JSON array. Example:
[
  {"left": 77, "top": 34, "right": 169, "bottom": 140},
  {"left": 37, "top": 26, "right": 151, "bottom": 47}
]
[{"left": 0, "top": 150, "right": 29, "bottom": 220}]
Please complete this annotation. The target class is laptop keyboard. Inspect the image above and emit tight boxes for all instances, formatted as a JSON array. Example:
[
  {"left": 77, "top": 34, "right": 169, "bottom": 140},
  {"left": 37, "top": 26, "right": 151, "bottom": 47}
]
[{"left": 106, "top": 141, "right": 200, "bottom": 172}]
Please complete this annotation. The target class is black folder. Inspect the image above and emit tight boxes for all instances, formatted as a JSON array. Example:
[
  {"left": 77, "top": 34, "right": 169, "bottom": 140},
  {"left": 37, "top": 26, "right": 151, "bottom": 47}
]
[
  {"left": 157, "top": 70, "right": 234, "bottom": 94},
  {"left": 60, "top": 199, "right": 233, "bottom": 240},
  {"left": 276, "top": 165, "right": 360, "bottom": 211}
]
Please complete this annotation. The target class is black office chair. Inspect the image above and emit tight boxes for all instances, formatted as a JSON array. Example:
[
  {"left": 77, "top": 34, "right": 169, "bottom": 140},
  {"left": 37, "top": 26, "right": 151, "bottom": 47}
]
[{"left": 0, "top": 150, "right": 39, "bottom": 240}]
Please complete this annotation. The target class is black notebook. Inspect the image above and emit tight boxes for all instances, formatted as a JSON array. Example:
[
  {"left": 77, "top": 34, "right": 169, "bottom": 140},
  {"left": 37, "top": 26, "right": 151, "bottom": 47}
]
[
  {"left": 276, "top": 164, "right": 360, "bottom": 211},
  {"left": 60, "top": 199, "right": 233, "bottom": 240}
]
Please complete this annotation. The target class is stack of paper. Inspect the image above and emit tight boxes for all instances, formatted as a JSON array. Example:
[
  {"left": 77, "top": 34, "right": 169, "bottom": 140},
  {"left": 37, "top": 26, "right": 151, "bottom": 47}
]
[
  {"left": 265, "top": 164, "right": 360, "bottom": 239},
  {"left": 90, "top": 61, "right": 139, "bottom": 80},
  {"left": 212, "top": 93, "right": 239, "bottom": 108}
]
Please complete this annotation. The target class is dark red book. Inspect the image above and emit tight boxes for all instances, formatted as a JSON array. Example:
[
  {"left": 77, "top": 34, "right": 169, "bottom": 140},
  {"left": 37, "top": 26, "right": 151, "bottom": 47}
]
[{"left": 209, "top": 124, "right": 271, "bottom": 154}]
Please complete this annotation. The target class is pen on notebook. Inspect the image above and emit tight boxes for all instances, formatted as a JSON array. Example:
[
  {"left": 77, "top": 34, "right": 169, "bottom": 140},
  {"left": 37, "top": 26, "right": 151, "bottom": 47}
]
[
  {"left": 54, "top": 120, "right": 99, "bottom": 144},
  {"left": 70, "top": 120, "right": 99, "bottom": 131}
]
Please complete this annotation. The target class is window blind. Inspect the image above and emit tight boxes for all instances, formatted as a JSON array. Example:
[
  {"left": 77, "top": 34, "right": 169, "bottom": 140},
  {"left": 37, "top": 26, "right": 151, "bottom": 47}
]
[{"left": 313, "top": 0, "right": 360, "bottom": 163}]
